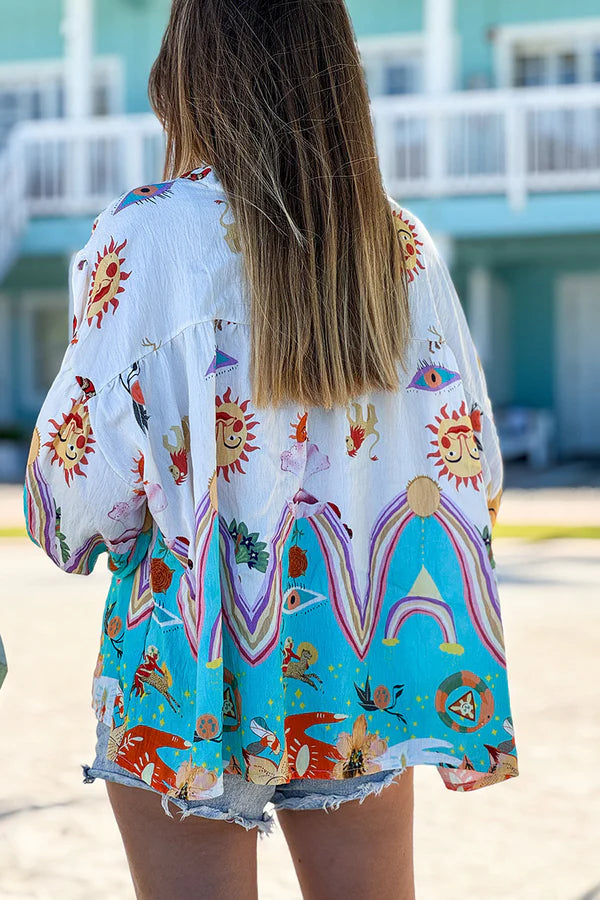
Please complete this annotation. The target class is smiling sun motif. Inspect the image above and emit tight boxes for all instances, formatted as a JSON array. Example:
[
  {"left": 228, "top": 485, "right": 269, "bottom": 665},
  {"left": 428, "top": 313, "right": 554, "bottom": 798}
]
[
  {"left": 392, "top": 209, "right": 425, "bottom": 282},
  {"left": 425, "top": 401, "right": 483, "bottom": 490},
  {"left": 215, "top": 386, "right": 260, "bottom": 482},
  {"left": 86, "top": 237, "right": 131, "bottom": 328},
  {"left": 44, "top": 397, "right": 95, "bottom": 485}
]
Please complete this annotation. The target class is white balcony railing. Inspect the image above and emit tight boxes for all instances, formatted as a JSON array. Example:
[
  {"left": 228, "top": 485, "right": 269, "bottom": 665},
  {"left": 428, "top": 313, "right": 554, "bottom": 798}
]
[
  {"left": 17, "top": 113, "right": 165, "bottom": 216},
  {"left": 0, "top": 113, "right": 164, "bottom": 281},
  {"left": 1, "top": 85, "right": 600, "bottom": 281},
  {"left": 371, "top": 83, "right": 600, "bottom": 209}
]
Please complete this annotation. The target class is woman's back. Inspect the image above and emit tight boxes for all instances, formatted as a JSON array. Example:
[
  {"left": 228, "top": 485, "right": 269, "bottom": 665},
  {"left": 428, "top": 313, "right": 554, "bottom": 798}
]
[{"left": 24, "top": 163, "right": 514, "bottom": 803}]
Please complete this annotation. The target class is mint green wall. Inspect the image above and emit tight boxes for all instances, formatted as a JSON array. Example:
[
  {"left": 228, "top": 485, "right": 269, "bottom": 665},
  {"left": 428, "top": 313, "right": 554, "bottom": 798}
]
[
  {"left": 457, "top": 0, "right": 600, "bottom": 88},
  {"left": 345, "top": 1, "right": 423, "bottom": 35},
  {"left": 0, "top": 0, "right": 170, "bottom": 115},
  {"left": 347, "top": 0, "right": 600, "bottom": 88},
  {"left": 0, "top": 1, "right": 63, "bottom": 60},
  {"left": 96, "top": 0, "right": 171, "bottom": 113},
  {"left": 454, "top": 231, "right": 600, "bottom": 409}
]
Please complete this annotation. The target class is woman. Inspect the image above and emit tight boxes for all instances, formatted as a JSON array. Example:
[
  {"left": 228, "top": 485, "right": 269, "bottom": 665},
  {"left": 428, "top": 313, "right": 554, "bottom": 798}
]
[{"left": 23, "top": 1, "right": 519, "bottom": 897}]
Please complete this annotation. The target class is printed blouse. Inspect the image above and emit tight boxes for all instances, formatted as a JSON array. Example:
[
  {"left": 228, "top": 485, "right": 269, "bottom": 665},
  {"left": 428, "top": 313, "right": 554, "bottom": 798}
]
[{"left": 24, "top": 164, "right": 518, "bottom": 809}]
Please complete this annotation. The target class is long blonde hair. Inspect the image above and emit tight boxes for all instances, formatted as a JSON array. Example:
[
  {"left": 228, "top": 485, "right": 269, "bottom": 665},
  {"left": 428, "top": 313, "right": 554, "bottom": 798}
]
[{"left": 148, "top": 0, "right": 410, "bottom": 409}]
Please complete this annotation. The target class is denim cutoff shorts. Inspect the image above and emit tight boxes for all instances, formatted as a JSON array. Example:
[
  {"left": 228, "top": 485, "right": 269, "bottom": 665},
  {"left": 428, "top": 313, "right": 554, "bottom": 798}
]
[{"left": 82, "top": 719, "right": 407, "bottom": 835}]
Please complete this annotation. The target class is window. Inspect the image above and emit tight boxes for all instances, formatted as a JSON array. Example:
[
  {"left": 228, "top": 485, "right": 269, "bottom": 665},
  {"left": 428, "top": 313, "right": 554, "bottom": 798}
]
[
  {"left": 558, "top": 52, "right": 577, "bottom": 84},
  {"left": 495, "top": 19, "right": 600, "bottom": 88},
  {"left": 383, "top": 63, "right": 419, "bottom": 95},
  {"left": 358, "top": 34, "right": 424, "bottom": 98},
  {"left": 514, "top": 54, "right": 546, "bottom": 87},
  {"left": 0, "top": 58, "right": 123, "bottom": 149},
  {"left": 31, "top": 306, "right": 67, "bottom": 394},
  {"left": 18, "top": 292, "right": 69, "bottom": 412}
]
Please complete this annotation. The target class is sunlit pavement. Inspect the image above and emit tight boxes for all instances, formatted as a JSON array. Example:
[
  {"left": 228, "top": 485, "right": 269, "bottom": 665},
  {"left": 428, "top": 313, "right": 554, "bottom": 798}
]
[{"left": 1, "top": 486, "right": 599, "bottom": 898}]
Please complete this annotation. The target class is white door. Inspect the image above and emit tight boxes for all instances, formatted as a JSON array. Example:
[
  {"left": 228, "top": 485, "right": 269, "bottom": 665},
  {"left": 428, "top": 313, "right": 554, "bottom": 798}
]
[{"left": 555, "top": 273, "right": 600, "bottom": 456}]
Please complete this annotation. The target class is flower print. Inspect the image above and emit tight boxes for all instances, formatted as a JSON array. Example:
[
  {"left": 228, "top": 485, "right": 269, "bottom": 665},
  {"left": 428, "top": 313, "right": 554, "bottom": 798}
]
[
  {"left": 332, "top": 713, "right": 388, "bottom": 779},
  {"left": 287, "top": 543, "right": 308, "bottom": 579},
  {"left": 150, "top": 557, "right": 174, "bottom": 593},
  {"left": 108, "top": 493, "right": 146, "bottom": 523},
  {"left": 280, "top": 440, "right": 330, "bottom": 480},
  {"left": 146, "top": 482, "right": 168, "bottom": 515},
  {"left": 287, "top": 488, "right": 328, "bottom": 519},
  {"left": 167, "top": 757, "right": 218, "bottom": 801},
  {"left": 228, "top": 518, "right": 269, "bottom": 572},
  {"left": 243, "top": 749, "right": 289, "bottom": 785}
]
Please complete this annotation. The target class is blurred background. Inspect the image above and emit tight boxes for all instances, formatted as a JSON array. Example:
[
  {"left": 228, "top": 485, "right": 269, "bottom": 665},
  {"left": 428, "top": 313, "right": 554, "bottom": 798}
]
[{"left": 0, "top": 1, "right": 598, "bottom": 898}]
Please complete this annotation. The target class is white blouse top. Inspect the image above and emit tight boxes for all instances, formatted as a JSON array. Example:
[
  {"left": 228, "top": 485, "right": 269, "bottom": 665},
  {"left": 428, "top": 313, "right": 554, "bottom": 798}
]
[{"left": 24, "top": 164, "right": 517, "bottom": 804}]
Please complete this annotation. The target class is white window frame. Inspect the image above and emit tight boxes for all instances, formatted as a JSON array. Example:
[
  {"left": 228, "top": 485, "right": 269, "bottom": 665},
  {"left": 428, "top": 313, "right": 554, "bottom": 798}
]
[
  {"left": 493, "top": 18, "right": 600, "bottom": 88},
  {"left": 18, "top": 291, "right": 69, "bottom": 413},
  {"left": 0, "top": 55, "right": 124, "bottom": 120},
  {"left": 358, "top": 33, "right": 425, "bottom": 97}
]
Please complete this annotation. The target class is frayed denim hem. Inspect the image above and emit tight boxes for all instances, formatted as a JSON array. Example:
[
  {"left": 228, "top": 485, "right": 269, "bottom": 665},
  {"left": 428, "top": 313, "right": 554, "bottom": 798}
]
[
  {"left": 81, "top": 763, "right": 276, "bottom": 836},
  {"left": 272, "top": 767, "right": 407, "bottom": 814},
  {"left": 162, "top": 793, "right": 276, "bottom": 836}
]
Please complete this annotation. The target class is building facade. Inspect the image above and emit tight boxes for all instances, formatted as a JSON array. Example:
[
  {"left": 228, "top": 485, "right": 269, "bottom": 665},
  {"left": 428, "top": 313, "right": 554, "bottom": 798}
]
[{"left": 0, "top": 0, "right": 599, "bottom": 479}]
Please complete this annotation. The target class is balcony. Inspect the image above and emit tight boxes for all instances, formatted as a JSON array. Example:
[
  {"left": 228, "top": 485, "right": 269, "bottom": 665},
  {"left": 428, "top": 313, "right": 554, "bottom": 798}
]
[
  {"left": 371, "top": 83, "right": 600, "bottom": 208},
  {"left": 1, "top": 84, "right": 600, "bottom": 281},
  {"left": 0, "top": 113, "right": 164, "bottom": 280}
]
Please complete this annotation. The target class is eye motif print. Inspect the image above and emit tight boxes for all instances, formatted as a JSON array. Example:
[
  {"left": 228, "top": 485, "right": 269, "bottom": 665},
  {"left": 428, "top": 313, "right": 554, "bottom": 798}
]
[
  {"left": 392, "top": 209, "right": 425, "bottom": 282},
  {"left": 113, "top": 181, "right": 175, "bottom": 214},
  {"left": 86, "top": 237, "right": 130, "bottom": 328},
  {"left": 44, "top": 397, "right": 95, "bottom": 485},
  {"left": 425, "top": 401, "right": 484, "bottom": 490},
  {"left": 407, "top": 358, "right": 461, "bottom": 393},
  {"left": 215, "top": 386, "right": 260, "bottom": 482}
]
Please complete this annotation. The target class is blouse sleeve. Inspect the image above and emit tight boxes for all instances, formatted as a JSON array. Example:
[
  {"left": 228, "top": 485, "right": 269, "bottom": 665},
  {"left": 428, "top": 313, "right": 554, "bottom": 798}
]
[
  {"left": 414, "top": 214, "right": 504, "bottom": 526},
  {"left": 23, "top": 212, "right": 148, "bottom": 575}
]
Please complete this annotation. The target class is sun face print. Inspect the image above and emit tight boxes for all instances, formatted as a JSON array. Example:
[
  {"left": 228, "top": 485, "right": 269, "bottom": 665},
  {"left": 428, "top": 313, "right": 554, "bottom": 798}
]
[
  {"left": 392, "top": 209, "right": 425, "bottom": 282},
  {"left": 86, "top": 237, "right": 131, "bottom": 328},
  {"left": 44, "top": 397, "right": 95, "bottom": 485},
  {"left": 425, "top": 401, "right": 483, "bottom": 490},
  {"left": 215, "top": 386, "right": 260, "bottom": 482}
]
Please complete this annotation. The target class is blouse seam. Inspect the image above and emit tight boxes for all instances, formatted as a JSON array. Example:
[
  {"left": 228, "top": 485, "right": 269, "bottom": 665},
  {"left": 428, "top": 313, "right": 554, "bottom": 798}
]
[
  {"left": 85, "top": 318, "right": 247, "bottom": 401},
  {"left": 87, "top": 394, "right": 141, "bottom": 492}
]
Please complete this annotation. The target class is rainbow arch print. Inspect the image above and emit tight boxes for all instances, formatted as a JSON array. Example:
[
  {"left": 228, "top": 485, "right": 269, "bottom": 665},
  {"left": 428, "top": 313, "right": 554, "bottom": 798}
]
[
  {"left": 25, "top": 444, "right": 125, "bottom": 576},
  {"left": 175, "top": 490, "right": 218, "bottom": 660},
  {"left": 206, "top": 611, "right": 223, "bottom": 669},
  {"left": 303, "top": 474, "right": 506, "bottom": 666},
  {"left": 218, "top": 502, "right": 296, "bottom": 665},
  {"left": 383, "top": 594, "right": 464, "bottom": 655},
  {"left": 190, "top": 473, "right": 506, "bottom": 669}
]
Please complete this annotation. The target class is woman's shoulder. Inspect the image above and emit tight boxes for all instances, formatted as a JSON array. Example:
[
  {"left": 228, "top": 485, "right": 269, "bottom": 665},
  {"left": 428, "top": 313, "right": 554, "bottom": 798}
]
[
  {"left": 385, "top": 195, "right": 439, "bottom": 266},
  {"left": 84, "top": 168, "right": 222, "bottom": 251},
  {"left": 68, "top": 171, "right": 235, "bottom": 391}
]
